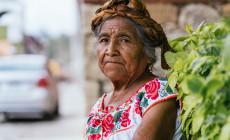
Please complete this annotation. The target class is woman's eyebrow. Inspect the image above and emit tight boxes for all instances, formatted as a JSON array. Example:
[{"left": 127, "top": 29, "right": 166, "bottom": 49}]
[
  {"left": 117, "top": 31, "right": 132, "bottom": 37},
  {"left": 98, "top": 32, "right": 109, "bottom": 38}
]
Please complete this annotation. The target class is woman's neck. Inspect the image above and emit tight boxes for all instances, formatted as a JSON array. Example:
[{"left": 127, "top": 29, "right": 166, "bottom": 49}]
[{"left": 104, "top": 70, "right": 156, "bottom": 108}]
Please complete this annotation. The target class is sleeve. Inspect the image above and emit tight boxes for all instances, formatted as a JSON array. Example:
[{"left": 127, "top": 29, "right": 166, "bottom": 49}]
[{"left": 140, "top": 78, "right": 178, "bottom": 116}]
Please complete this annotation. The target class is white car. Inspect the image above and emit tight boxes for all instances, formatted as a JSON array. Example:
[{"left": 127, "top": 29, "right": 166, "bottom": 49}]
[{"left": 0, "top": 54, "right": 59, "bottom": 120}]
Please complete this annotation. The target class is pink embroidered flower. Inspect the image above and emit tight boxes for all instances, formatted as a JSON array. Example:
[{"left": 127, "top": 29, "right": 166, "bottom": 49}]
[
  {"left": 102, "top": 114, "right": 115, "bottom": 137},
  {"left": 134, "top": 97, "right": 141, "bottom": 114},
  {"left": 135, "top": 107, "right": 141, "bottom": 114},
  {"left": 145, "top": 79, "right": 160, "bottom": 100},
  {"left": 88, "top": 109, "right": 94, "bottom": 117},
  {"left": 92, "top": 119, "right": 102, "bottom": 127},
  {"left": 134, "top": 104, "right": 141, "bottom": 114},
  {"left": 119, "top": 111, "right": 131, "bottom": 127},
  {"left": 105, "top": 106, "right": 114, "bottom": 112},
  {"left": 88, "top": 133, "right": 101, "bottom": 140},
  {"left": 147, "top": 90, "right": 159, "bottom": 100}
]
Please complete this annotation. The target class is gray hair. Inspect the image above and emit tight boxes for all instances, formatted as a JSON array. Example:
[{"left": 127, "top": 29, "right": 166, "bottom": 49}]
[{"left": 94, "top": 16, "right": 160, "bottom": 64}]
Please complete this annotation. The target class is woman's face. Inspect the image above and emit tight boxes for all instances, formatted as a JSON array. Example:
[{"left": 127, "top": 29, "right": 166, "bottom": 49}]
[{"left": 96, "top": 16, "right": 150, "bottom": 82}]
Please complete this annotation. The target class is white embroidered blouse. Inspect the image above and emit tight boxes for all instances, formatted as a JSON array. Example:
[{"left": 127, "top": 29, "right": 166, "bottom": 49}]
[{"left": 84, "top": 78, "right": 184, "bottom": 140}]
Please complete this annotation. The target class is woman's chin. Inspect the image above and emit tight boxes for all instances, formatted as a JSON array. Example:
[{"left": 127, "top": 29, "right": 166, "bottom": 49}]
[{"left": 104, "top": 71, "right": 127, "bottom": 82}]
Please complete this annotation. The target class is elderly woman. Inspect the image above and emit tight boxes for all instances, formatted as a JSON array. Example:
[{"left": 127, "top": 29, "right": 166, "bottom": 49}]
[{"left": 84, "top": 0, "right": 184, "bottom": 139}]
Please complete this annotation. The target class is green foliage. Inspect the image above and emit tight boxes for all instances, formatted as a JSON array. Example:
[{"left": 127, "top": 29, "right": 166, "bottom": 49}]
[{"left": 165, "top": 18, "right": 230, "bottom": 140}]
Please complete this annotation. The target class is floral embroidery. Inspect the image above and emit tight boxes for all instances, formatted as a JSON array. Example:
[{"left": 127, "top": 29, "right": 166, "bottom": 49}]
[
  {"left": 145, "top": 79, "right": 160, "bottom": 100},
  {"left": 134, "top": 97, "right": 141, "bottom": 114},
  {"left": 102, "top": 114, "right": 115, "bottom": 137},
  {"left": 84, "top": 78, "right": 178, "bottom": 140},
  {"left": 88, "top": 133, "right": 101, "bottom": 140},
  {"left": 119, "top": 106, "right": 131, "bottom": 127},
  {"left": 92, "top": 119, "right": 102, "bottom": 127}
]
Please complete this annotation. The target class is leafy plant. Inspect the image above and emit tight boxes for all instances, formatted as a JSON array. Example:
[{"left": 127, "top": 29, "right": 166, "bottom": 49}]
[{"left": 165, "top": 18, "right": 230, "bottom": 140}]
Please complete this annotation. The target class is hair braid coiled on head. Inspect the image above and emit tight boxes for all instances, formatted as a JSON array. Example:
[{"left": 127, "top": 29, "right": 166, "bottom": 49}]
[{"left": 91, "top": 0, "right": 174, "bottom": 69}]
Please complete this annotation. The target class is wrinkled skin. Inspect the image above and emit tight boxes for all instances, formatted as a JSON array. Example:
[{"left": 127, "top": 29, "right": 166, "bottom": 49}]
[{"left": 96, "top": 16, "right": 150, "bottom": 86}]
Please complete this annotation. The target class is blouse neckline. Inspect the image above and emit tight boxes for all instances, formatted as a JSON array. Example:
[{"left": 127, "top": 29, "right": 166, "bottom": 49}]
[{"left": 100, "top": 77, "right": 157, "bottom": 113}]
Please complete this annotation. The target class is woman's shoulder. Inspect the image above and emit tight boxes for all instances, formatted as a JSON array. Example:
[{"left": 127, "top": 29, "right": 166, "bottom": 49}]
[
  {"left": 135, "top": 77, "right": 178, "bottom": 116},
  {"left": 138, "top": 77, "right": 175, "bottom": 96}
]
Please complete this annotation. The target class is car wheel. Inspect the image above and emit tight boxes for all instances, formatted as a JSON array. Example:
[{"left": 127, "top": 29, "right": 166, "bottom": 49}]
[{"left": 43, "top": 111, "right": 54, "bottom": 120}]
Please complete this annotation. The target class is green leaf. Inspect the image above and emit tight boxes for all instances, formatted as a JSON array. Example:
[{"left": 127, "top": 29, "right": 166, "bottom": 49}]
[
  {"left": 174, "top": 52, "right": 188, "bottom": 59},
  {"left": 186, "top": 76, "right": 205, "bottom": 94},
  {"left": 182, "top": 94, "right": 201, "bottom": 110},
  {"left": 180, "top": 80, "right": 190, "bottom": 94},
  {"left": 165, "top": 51, "right": 188, "bottom": 69},
  {"left": 173, "top": 42, "right": 185, "bottom": 52},
  {"left": 165, "top": 52, "right": 176, "bottom": 68},
  {"left": 174, "top": 59, "right": 183, "bottom": 71},
  {"left": 190, "top": 57, "right": 209, "bottom": 74},
  {"left": 219, "top": 123, "right": 230, "bottom": 140},
  {"left": 172, "top": 36, "right": 189, "bottom": 42},
  {"left": 205, "top": 78, "right": 224, "bottom": 97},
  {"left": 167, "top": 71, "right": 178, "bottom": 92},
  {"left": 206, "top": 124, "right": 220, "bottom": 140},
  {"left": 186, "top": 24, "right": 193, "bottom": 34},
  {"left": 220, "top": 35, "right": 230, "bottom": 70},
  {"left": 192, "top": 108, "right": 204, "bottom": 133},
  {"left": 167, "top": 20, "right": 230, "bottom": 139}
]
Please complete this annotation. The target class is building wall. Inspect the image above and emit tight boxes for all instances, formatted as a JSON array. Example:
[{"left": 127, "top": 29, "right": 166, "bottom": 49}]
[{"left": 81, "top": 0, "right": 230, "bottom": 115}]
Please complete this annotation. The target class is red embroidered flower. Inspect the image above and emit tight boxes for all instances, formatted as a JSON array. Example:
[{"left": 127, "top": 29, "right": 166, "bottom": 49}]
[
  {"left": 134, "top": 97, "right": 142, "bottom": 114},
  {"left": 88, "top": 133, "right": 101, "bottom": 140},
  {"left": 118, "top": 106, "right": 131, "bottom": 127},
  {"left": 135, "top": 107, "right": 141, "bottom": 114},
  {"left": 145, "top": 79, "right": 160, "bottom": 100},
  {"left": 134, "top": 104, "right": 141, "bottom": 114},
  {"left": 102, "top": 114, "right": 115, "bottom": 137},
  {"left": 88, "top": 109, "right": 94, "bottom": 117},
  {"left": 105, "top": 106, "right": 114, "bottom": 112},
  {"left": 92, "top": 119, "right": 102, "bottom": 127}
]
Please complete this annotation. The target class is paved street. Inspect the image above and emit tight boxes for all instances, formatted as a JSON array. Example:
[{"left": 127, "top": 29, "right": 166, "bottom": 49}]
[{"left": 0, "top": 81, "right": 87, "bottom": 140}]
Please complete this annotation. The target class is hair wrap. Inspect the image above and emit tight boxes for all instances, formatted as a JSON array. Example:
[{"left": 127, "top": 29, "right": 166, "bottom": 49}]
[{"left": 91, "top": 0, "right": 173, "bottom": 69}]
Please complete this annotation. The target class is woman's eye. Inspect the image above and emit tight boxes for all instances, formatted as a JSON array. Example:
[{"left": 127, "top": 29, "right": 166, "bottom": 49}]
[
  {"left": 121, "top": 38, "right": 130, "bottom": 43},
  {"left": 100, "top": 38, "right": 109, "bottom": 43}
]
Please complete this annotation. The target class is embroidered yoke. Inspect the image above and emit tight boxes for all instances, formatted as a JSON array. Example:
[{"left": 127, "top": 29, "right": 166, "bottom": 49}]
[{"left": 84, "top": 78, "right": 182, "bottom": 140}]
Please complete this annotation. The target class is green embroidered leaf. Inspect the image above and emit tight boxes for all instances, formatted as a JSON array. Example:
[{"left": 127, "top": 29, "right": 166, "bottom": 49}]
[
  {"left": 141, "top": 97, "right": 149, "bottom": 108},
  {"left": 86, "top": 127, "right": 95, "bottom": 134},
  {"left": 113, "top": 111, "right": 122, "bottom": 122},
  {"left": 138, "top": 92, "right": 145, "bottom": 98},
  {"left": 96, "top": 126, "right": 102, "bottom": 133},
  {"left": 87, "top": 115, "right": 93, "bottom": 124}
]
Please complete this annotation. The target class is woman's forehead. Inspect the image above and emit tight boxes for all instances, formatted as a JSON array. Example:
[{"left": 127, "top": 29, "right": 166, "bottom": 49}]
[{"left": 99, "top": 17, "right": 138, "bottom": 36}]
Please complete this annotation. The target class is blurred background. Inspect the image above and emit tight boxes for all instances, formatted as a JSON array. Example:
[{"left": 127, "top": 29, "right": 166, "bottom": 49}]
[{"left": 0, "top": 0, "right": 229, "bottom": 139}]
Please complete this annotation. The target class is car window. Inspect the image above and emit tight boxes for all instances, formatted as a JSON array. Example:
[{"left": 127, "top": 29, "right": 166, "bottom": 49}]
[{"left": 0, "top": 65, "right": 45, "bottom": 71}]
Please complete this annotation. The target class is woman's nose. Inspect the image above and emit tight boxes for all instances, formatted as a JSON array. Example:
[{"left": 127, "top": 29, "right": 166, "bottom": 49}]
[{"left": 105, "top": 41, "right": 119, "bottom": 56}]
